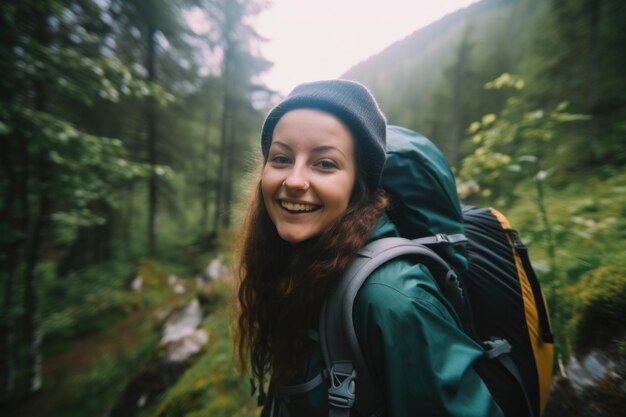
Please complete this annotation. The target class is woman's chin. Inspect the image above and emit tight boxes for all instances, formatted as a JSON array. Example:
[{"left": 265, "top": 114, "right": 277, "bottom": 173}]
[{"left": 277, "top": 227, "right": 319, "bottom": 244}]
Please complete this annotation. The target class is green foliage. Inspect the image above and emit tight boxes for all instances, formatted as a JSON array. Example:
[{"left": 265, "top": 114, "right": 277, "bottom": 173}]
[
  {"left": 502, "top": 168, "right": 626, "bottom": 359},
  {"left": 4, "top": 103, "right": 153, "bottom": 222},
  {"left": 458, "top": 74, "right": 590, "bottom": 286},
  {"left": 18, "top": 40, "right": 155, "bottom": 106},
  {"left": 561, "top": 263, "right": 626, "bottom": 355},
  {"left": 459, "top": 73, "right": 588, "bottom": 202},
  {"left": 40, "top": 259, "right": 138, "bottom": 354}
]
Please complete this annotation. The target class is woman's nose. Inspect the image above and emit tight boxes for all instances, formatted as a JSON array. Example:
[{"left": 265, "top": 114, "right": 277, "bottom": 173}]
[{"left": 283, "top": 166, "right": 310, "bottom": 191}]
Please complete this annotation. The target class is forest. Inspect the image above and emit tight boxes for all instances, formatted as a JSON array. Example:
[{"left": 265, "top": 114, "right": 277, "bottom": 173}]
[{"left": 1, "top": 0, "right": 625, "bottom": 416}]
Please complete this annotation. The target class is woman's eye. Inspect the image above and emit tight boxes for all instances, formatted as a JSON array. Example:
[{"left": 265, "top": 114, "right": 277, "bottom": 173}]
[
  {"left": 316, "top": 159, "right": 337, "bottom": 170},
  {"left": 270, "top": 155, "right": 290, "bottom": 164}
]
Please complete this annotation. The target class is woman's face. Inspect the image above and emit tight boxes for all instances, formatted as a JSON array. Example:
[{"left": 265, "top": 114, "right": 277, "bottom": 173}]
[{"left": 262, "top": 109, "right": 357, "bottom": 243}]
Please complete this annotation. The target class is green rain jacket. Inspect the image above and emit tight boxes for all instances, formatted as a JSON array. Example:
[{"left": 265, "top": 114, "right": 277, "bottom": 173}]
[{"left": 274, "top": 126, "right": 504, "bottom": 417}]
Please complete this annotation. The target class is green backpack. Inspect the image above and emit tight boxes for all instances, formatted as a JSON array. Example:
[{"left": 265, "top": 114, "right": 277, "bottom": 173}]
[{"left": 269, "top": 126, "right": 554, "bottom": 417}]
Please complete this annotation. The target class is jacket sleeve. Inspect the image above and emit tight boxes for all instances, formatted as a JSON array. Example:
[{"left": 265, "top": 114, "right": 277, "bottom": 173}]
[{"left": 353, "top": 259, "right": 505, "bottom": 417}]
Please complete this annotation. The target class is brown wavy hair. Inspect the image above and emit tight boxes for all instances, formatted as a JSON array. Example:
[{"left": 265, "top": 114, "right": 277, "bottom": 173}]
[{"left": 234, "top": 169, "right": 388, "bottom": 382}]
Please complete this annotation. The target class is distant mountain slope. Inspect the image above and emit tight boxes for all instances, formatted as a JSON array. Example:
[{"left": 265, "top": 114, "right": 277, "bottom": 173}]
[{"left": 343, "top": 0, "right": 544, "bottom": 162}]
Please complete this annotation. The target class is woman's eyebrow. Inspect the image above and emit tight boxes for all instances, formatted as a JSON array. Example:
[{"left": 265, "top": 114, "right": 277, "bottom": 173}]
[
  {"left": 269, "top": 141, "right": 291, "bottom": 151},
  {"left": 271, "top": 142, "right": 347, "bottom": 158},
  {"left": 312, "top": 145, "right": 346, "bottom": 158}
]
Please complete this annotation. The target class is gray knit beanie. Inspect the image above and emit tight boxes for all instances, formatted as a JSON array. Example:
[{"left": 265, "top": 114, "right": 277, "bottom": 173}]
[{"left": 261, "top": 79, "right": 387, "bottom": 193}]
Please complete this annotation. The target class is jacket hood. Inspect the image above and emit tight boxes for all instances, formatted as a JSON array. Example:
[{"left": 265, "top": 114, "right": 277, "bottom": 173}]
[{"left": 377, "top": 125, "right": 467, "bottom": 271}]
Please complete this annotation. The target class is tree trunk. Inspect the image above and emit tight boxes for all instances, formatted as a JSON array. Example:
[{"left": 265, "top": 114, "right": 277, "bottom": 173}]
[
  {"left": 0, "top": 128, "right": 32, "bottom": 400},
  {"left": 1, "top": 248, "right": 16, "bottom": 398},
  {"left": 146, "top": 23, "right": 158, "bottom": 254},
  {"left": 8, "top": 128, "right": 29, "bottom": 399},
  {"left": 214, "top": 92, "right": 229, "bottom": 231},
  {"left": 448, "top": 31, "right": 471, "bottom": 169},
  {"left": 0, "top": 5, "right": 23, "bottom": 399},
  {"left": 585, "top": 0, "right": 601, "bottom": 162},
  {"left": 221, "top": 103, "right": 238, "bottom": 228},
  {"left": 125, "top": 181, "right": 136, "bottom": 257},
  {"left": 200, "top": 111, "right": 213, "bottom": 234},
  {"left": 23, "top": 191, "right": 49, "bottom": 395},
  {"left": 20, "top": 3, "right": 53, "bottom": 396},
  {"left": 0, "top": 136, "right": 21, "bottom": 398},
  {"left": 1, "top": 267, "right": 17, "bottom": 399},
  {"left": 214, "top": 47, "right": 233, "bottom": 232}
]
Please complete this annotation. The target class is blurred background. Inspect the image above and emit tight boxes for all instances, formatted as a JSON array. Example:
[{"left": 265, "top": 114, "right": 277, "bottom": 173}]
[{"left": 1, "top": 0, "right": 625, "bottom": 416}]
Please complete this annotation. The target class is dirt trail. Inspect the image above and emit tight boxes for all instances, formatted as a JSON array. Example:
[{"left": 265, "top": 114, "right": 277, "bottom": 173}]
[{"left": 13, "top": 306, "right": 162, "bottom": 417}]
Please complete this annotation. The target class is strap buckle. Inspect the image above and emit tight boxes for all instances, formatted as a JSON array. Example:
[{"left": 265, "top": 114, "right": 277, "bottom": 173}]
[
  {"left": 328, "top": 363, "right": 357, "bottom": 409},
  {"left": 483, "top": 338, "right": 512, "bottom": 359}
]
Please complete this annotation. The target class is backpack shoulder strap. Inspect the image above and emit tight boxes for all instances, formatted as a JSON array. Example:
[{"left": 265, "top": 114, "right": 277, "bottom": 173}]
[{"left": 320, "top": 236, "right": 465, "bottom": 417}]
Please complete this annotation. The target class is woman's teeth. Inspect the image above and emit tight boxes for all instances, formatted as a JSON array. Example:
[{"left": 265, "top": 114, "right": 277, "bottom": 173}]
[{"left": 281, "top": 201, "right": 318, "bottom": 212}]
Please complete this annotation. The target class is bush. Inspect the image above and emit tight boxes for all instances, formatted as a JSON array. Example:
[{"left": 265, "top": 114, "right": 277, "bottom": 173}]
[{"left": 562, "top": 264, "right": 626, "bottom": 354}]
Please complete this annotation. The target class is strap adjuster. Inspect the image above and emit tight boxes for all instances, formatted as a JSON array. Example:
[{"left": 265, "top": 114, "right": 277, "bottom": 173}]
[
  {"left": 328, "top": 363, "right": 357, "bottom": 409},
  {"left": 435, "top": 233, "right": 450, "bottom": 244}
]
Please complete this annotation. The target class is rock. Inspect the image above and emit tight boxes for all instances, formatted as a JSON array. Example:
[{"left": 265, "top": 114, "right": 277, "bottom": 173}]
[
  {"left": 167, "top": 274, "right": 178, "bottom": 286},
  {"left": 172, "top": 282, "right": 186, "bottom": 294},
  {"left": 163, "top": 329, "right": 208, "bottom": 363},
  {"left": 206, "top": 256, "right": 228, "bottom": 280},
  {"left": 161, "top": 299, "right": 202, "bottom": 345},
  {"left": 131, "top": 276, "right": 142, "bottom": 292},
  {"left": 566, "top": 352, "right": 619, "bottom": 396},
  {"left": 195, "top": 274, "right": 205, "bottom": 288},
  {"left": 165, "top": 274, "right": 187, "bottom": 294},
  {"left": 544, "top": 350, "right": 626, "bottom": 417},
  {"left": 104, "top": 298, "right": 208, "bottom": 417},
  {"left": 161, "top": 299, "right": 208, "bottom": 363}
]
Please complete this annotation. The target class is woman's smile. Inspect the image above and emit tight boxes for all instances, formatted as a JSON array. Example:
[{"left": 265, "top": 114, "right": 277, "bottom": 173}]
[{"left": 279, "top": 199, "right": 321, "bottom": 213}]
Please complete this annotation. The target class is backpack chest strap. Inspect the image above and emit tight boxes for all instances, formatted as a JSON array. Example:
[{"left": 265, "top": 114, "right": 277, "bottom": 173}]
[{"left": 276, "top": 369, "right": 328, "bottom": 397}]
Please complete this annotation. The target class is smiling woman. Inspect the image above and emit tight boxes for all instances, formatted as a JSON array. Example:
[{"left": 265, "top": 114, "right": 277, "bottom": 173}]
[
  {"left": 235, "top": 80, "right": 389, "bottom": 390},
  {"left": 233, "top": 79, "right": 504, "bottom": 417}
]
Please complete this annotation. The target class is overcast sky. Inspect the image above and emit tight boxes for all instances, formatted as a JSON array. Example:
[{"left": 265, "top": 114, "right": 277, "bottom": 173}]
[{"left": 256, "top": 0, "right": 479, "bottom": 95}]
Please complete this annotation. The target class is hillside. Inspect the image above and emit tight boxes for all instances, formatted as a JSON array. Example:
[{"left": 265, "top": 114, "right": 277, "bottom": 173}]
[
  {"left": 345, "top": 0, "right": 539, "bottom": 140},
  {"left": 343, "top": 0, "right": 625, "bottom": 171}
]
